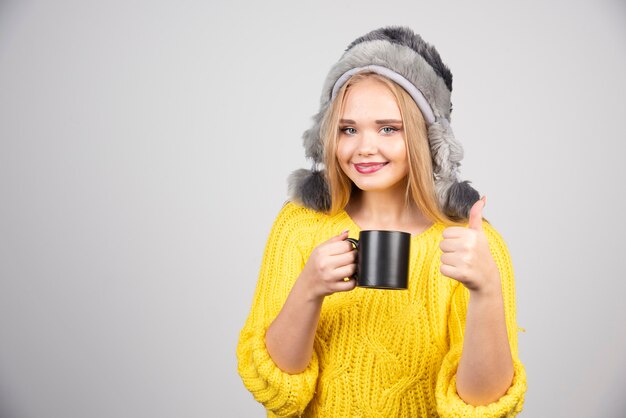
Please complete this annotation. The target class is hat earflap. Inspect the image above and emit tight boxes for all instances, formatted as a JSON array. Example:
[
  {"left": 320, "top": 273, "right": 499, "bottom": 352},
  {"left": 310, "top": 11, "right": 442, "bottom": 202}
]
[{"left": 428, "top": 118, "right": 479, "bottom": 219}]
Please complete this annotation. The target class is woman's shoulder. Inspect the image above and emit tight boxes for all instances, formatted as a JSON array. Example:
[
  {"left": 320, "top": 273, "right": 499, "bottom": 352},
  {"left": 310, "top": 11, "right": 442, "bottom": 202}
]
[
  {"left": 480, "top": 220, "right": 513, "bottom": 259},
  {"left": 278, "top": 200, "right": 324, "bottom": 216},
  {"left": 269, "top": 201, "right": 333, "bottom": 238},
  {"left": 276, "top": 201, "right": 329, "bottom": 222}
]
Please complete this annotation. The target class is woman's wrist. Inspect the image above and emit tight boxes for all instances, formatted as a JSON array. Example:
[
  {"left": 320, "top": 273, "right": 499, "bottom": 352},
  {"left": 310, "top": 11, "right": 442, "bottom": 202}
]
[
  {"left": 296, "top": 270, "right": 326, "bottom": 304},
  {"left": 468, "top": 265, "right": 502, "bottom": 300}
]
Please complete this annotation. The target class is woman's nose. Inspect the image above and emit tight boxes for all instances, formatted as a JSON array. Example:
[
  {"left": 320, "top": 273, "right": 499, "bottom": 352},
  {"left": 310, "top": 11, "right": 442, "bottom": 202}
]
[{"left": 357, "top": 131, "right": 378, "bottom": 156}]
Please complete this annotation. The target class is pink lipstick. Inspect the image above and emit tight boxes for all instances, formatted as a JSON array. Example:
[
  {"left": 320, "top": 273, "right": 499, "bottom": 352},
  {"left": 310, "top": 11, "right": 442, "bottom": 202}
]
[{"left": 354, "top": 162, "right": 387, "bottom": 174}]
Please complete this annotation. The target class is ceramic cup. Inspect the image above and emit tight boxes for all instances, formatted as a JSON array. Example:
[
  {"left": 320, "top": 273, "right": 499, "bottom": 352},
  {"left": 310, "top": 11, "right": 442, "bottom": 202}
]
[{"left": 346, "top": 230, "right": 410, "bottom": 290}]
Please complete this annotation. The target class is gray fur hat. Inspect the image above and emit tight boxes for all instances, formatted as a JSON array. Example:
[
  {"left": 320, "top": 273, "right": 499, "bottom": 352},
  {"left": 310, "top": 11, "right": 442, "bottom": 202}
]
[{"left": 288, "top": 26, "right": 479, "bottom": 220}]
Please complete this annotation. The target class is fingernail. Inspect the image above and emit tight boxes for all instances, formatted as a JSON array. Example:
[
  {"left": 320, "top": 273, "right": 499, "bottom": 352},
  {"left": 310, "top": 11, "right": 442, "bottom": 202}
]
[{"left": 342, "top": 229, "right": 349, "bottom": 234}]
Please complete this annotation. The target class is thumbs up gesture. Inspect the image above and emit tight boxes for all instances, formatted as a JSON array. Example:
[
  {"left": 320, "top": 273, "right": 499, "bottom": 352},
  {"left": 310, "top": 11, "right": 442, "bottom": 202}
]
[{"left": 439, "top": 196, "right": 500, "bottom": 293}]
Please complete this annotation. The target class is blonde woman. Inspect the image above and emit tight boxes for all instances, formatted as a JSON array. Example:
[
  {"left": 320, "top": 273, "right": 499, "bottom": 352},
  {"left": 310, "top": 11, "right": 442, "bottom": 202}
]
[{"left": 237, "top": 26, "right": 527, "bottom": 417}]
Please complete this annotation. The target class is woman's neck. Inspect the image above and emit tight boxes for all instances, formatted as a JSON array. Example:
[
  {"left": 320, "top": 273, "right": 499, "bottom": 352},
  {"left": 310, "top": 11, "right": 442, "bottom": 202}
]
[{"left": 345, "top": 186, "right": 432, "bottom": 234}]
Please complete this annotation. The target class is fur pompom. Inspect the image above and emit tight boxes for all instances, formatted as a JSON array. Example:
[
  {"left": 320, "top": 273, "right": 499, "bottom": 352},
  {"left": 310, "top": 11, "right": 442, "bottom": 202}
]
[
  {"left": 287, "top": 169, "right": 331, "bottom": 212},
  {"left": 444, "top": 180, "right": 480, "bottom": 221}
]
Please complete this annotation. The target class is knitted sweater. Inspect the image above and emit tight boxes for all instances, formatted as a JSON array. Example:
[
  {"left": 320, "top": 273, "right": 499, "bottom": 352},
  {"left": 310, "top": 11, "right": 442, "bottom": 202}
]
[{"left": 237, "top": 202, "right": 526, "bottom": 417}]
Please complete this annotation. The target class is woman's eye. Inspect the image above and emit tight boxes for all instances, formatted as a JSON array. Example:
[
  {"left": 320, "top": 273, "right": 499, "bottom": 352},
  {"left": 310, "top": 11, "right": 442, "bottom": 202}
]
[
  {"left": 341, "top": 127, "right": 357, "bottom": 135},
  {"left": 381, "top": 127, "right": 399, "bottom": 134}
]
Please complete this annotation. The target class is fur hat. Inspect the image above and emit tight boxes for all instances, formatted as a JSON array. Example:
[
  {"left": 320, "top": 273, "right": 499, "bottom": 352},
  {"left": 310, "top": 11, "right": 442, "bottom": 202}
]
[{"left": 288, "top": 26, "right": 479, "bottom": 219}]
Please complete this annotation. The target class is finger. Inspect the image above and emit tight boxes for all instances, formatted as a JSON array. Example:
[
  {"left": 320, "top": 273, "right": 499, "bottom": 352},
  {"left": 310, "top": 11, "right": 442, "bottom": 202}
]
[
  {"left": 327, "top": 229, "right": 350, "bottom": 243},
  {"left": 327, "top": 240, "right": 355, "bottom": 256},
  {"left": 439, "top": 237, "right": 465, "bottom": 253},
  {"left": 333, "top": 264, "right": 356, "bottom": 281},
  {"left": 442, "top": 226, "right": 467, "bottom": 239},
  {"left": 321, "top": 250, "right": 355, "bottom": 271},
  {"left": 439, "top": 263, "right": 458, "bottom": 280},
  {"left": 331, "top": 249, "right": 357, "bottom": 266},
  {"left": 440, "top": 252, "right": 460, "bottom": 267},
  {"left": 333, "top": 277, "right": 357, "bottom": 293},
  {"left": 468, "top": 196, "right": 486, "bottom": 231}
]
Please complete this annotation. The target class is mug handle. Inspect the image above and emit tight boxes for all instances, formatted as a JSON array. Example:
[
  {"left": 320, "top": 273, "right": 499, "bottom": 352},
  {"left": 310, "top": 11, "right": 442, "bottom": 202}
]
[{"left": 345, "top": 238, "right": 359, "bottom": 280}]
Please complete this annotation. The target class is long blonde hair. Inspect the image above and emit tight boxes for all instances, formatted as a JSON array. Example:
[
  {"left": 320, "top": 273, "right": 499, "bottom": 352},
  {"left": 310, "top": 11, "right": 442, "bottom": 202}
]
[{"left": 321, "top": 72, "right": 465, "bottom": 226}]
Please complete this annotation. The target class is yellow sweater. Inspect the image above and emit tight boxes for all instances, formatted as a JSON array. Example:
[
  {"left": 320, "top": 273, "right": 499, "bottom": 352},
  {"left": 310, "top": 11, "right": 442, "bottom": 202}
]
[{"left": 237, "top": 202, "right": 526, "bottom": 417}]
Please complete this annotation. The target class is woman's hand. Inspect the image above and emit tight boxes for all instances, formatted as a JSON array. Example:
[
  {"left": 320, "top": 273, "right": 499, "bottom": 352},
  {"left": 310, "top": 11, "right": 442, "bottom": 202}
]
[
  {"left": 265, "top": 230, "right": 355, "bottom": 374},
  {"left": 440, "top": 196, "right": 515, "bottom": 404},
  {"left": 439, "top": 196, "right": 500, "bottom": 294},
  {"left": 299, "top": 230, "right": 357, "bottom": 300}
]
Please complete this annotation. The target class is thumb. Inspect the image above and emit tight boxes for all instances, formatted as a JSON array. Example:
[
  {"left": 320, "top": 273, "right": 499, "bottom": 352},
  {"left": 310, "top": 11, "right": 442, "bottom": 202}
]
[{"left": 468, "top": 196, "right": 486, "bottom": 231}]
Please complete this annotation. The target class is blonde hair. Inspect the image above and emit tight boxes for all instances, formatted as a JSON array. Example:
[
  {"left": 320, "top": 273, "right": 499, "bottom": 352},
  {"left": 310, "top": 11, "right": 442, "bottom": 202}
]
[{"left": 321, "top": 72, "right": 465, "bottom": 226}]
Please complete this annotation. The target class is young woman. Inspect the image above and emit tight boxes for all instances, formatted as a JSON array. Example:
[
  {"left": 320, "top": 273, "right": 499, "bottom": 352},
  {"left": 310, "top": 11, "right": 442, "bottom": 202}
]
[{"left": 237, "top": 26, "right": 527, "bottom": 417}]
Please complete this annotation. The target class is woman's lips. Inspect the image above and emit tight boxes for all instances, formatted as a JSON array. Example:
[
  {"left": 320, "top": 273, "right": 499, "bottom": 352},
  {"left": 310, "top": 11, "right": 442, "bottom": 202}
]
[{"left": 354, "top": 162, "right": 388, "bottom": 174}]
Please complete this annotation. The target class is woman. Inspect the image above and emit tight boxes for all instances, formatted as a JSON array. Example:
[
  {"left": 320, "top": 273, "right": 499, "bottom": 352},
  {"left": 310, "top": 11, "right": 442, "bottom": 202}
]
[{"left": 237, "top": 26, "right": 526, "bottom": 417}]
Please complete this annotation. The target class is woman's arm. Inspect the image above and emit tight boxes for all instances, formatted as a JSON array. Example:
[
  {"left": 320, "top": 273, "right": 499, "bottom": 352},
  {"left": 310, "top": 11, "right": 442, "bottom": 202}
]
[
  {"left": 455, "top": 273, "right": 514, "bottom": 405},
  {"left": 438, "top": 197, "right": 518, "bottom": 407},
  {"left": 435, "top": 196, "right": 526, "bottom": 416},
  {"left": 265, "top": 230, "right": 356, "bottom": 374},
  {"left": 265, "top": 277, "right": 324, "bottom": 374},
  {"left": 237, "top": 203, "right": 344, "bottom": 417}
]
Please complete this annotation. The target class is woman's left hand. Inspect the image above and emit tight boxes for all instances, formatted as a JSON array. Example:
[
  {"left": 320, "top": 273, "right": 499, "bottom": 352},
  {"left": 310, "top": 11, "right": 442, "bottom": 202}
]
[{"left": 439, "top": 196, "right": 500, "bottom": 293}]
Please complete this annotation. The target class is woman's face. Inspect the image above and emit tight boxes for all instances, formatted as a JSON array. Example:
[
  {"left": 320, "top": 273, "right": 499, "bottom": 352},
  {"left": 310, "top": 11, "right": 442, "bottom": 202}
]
[{"left": 336, "top": 78, "right": 409, "bottom": 193}]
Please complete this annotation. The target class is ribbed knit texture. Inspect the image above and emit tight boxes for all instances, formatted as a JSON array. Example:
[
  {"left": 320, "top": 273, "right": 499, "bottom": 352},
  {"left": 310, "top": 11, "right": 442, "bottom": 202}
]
[{"left": 237, "top": 202, "right": 526, "bottom": 417}]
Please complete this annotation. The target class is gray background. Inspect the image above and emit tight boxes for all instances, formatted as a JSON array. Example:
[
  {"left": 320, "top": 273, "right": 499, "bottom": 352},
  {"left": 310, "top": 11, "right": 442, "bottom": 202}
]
[{"left": 1, "top": 0, "right": 625, "bottom": 417}]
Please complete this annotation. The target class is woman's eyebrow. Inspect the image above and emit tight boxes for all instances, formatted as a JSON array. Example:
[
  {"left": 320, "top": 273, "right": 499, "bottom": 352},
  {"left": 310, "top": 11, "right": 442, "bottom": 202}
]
[{"left": 339, "top": 118, "right": 403, "bottom": 124}]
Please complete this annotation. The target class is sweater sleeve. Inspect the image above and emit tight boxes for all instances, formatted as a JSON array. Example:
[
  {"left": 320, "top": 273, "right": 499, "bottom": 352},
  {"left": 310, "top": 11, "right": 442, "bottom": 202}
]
[
  {"left": 435, "top": 221, "right": 527, "bottom": 417},
  {"left": 236, "top": 202, "right": 319, "bottom": 417}
]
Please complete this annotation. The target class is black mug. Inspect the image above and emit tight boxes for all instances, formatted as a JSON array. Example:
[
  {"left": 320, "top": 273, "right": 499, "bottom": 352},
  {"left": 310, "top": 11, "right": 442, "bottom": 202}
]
[{"left": 346, "top": 230, "right": 411, "bottom": 290}]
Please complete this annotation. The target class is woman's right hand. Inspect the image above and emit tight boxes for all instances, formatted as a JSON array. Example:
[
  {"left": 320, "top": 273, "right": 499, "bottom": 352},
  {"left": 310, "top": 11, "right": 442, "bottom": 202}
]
[
  {"left": 299, "top": 230, "right": 357, "bottom": 300},
  {"left": 265, "top": 230, "right": 356, "bottom": 374}
]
